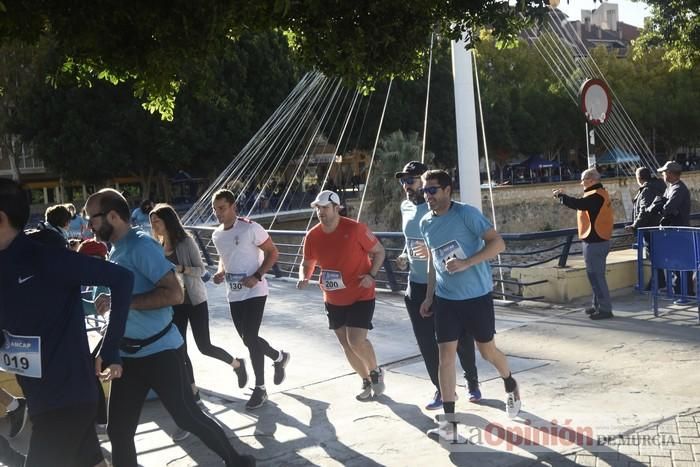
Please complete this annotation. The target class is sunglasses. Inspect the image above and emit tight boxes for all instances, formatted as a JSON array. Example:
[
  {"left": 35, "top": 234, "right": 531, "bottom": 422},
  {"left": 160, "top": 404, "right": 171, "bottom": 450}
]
[
  {"left": 420, "top": 186, "right": 442, "bottom": 195},
  {"left": 399, "top": 177, "right": 417, "bottom": 186}
]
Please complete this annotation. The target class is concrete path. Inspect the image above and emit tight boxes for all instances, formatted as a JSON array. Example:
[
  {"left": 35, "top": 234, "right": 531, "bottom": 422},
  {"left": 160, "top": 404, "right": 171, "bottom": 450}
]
[{"left": 8, "top": 278, "right": 700, "bottom": 467}]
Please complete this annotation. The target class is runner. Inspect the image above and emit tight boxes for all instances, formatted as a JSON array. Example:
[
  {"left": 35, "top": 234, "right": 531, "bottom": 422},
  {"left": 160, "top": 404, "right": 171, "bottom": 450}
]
[
  {"left": 395, "top": 161, "right": 482, "bottom": 410},
  {"left": 211, "top": 189, "right": 290, "bottom": 410},
  {"left": 417, "top": 170, "right": 521, "bottom": 441},
  {"left": 85, "top": 188, "right": 254, "bottom": 467},
  {"left": 0, "top": 178, "right": 133, "bottom": 467},
  {"left": 150, "top": 203, "right": 248, "bottom": 399},
  {"left": 297, "top": 190, "right": 387, "bottom": 400}
]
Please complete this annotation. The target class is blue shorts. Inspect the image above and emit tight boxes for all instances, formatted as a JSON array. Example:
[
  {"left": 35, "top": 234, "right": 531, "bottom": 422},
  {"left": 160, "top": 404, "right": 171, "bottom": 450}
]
[{"left": 433, "top": 293, "right": 495, "bottom": 344}]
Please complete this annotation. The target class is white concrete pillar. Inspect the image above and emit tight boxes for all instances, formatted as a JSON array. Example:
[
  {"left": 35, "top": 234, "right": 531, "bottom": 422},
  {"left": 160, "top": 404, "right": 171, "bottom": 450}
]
[{"left": 451, "top": 39, "right": 482, "bottom": 212}]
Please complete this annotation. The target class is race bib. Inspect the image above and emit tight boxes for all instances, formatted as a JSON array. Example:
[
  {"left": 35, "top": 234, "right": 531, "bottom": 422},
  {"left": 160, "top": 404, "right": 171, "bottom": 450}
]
[
  {"left": 226, "top": 273, "right": 247, "bottom": 292},
  {"left": 320, "top": 270, "right": 346, "bottom": 291},
  {"left": 0, "top": 331, "right": 41, "bottom": 378},
  {"left": 433, "top": 240, "right": 467, "bottom": 273},
  {"left": 407, "top": 237, "right": 427, "bottom": 261}
]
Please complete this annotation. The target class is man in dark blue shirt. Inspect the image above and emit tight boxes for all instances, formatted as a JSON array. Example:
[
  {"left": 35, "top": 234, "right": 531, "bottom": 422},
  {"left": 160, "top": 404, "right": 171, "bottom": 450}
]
[{"left": 0, "top": 178, "right": 134, "bottom": 467}]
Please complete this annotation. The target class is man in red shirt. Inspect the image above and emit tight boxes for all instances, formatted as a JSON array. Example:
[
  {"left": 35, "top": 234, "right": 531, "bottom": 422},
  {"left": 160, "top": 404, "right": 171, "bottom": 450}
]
[{"left": 297, "top": 190, "right": 386, "bottom": 400}]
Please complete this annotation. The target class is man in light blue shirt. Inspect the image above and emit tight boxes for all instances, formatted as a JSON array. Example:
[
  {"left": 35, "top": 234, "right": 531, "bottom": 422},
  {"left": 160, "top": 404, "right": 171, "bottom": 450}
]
[
  {"left": 395, "top": 161, "right": 481, "bottom": 411},
  {"left": 86, "top": 189, "right": 254, "bottom": 467},
  {"left": 418, "top": 169, "right": 521, "bottom": 441}
]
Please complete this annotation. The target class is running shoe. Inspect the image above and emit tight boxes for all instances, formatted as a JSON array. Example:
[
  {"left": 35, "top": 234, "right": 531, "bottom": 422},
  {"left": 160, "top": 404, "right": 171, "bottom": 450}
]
[
  {"left": 246, "top": 387, "right": 268, "bottom": 410},
  {"left": 171, "top": 427, "right": 190, "bottom": 442},
  {"left": 589, "top": 310, "right": 614, "bottom": 320},
  {"left": 467, "top": 379, "right": 482, "bottom": 403},
  {"left": 369, "top": 368, "right": 385, "bottom": 396},
  {"left": 425, "top": 391, "right": 443, "bottom": 411},
  {"left": 427, "top": 419, "right": 462, "bottom": 443},
  {"left": 234, "top": 358, "right": 248, "bottom": 388},
  {"left": 7, "top": 398, "right": 27, "bottom": 438},
  {"left": 273, "top": 351, "right": 290, "bottom": 385},
  {"left": 505, "top": 382, "right": 522, "bottom": 418},
  {"left": 355, "top": 378, "right": 372, "bottom": 401},
  {"left": 584, "top": 307, "right": 597, "bottom": 315}
]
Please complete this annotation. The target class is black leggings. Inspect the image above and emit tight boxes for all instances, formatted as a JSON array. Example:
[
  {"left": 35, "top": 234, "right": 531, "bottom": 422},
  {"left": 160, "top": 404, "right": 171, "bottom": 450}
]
[
  {"left": 173, "top": 300, "right": 235, "bottom": 385},
  {"left": 108, "top": 348, "right": 243, "bottom": 467},
  {"left": 229, "top": 296, "right": 280, "bottom": 387}
]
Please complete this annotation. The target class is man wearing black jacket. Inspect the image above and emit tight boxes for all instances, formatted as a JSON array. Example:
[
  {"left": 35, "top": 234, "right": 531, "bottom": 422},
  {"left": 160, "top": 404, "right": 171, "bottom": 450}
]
[
  {"left": 653, "top": 161, "right": 692, "bottom": 298},
  {"left": 0, "top": 178, "right": 134, "bottom": 467},
  {"left": 625, "top": 167, "right": 668, "bottom": 289},
  {"left": 626, "top": 167, "right": 667, "bottom": 231},
  {"left": 553, "top": 168, "right": 615, "bottom": 320}
]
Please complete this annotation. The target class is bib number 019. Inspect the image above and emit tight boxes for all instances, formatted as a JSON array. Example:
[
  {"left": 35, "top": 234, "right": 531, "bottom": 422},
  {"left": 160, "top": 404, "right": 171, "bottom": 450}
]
[{"left": 3, "top": 354, "right": 29, "bottom": 371}]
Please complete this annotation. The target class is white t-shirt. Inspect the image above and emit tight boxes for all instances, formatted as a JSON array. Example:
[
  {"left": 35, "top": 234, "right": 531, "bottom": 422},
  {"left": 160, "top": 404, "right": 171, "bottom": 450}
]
[{"left": 212, "top": 217, "right": 269, "bottom": 302}]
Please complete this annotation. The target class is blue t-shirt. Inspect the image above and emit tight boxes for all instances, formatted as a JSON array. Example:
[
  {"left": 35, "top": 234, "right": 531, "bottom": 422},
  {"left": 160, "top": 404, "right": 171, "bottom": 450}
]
[
  {"left": 109, "top": 228, "right": 183, "bottom": 357},
  {"left": 131, "top": 207, "right": 150, "bottom": 226},
  {"left": 419, "top": 201, "right": 494, "bottom": 300},
  {"left": 67, "top": 215, "right": 88, "bottom": 238},
  {"left": 401, "top": 199, "right": 430, "bottom": 284}
]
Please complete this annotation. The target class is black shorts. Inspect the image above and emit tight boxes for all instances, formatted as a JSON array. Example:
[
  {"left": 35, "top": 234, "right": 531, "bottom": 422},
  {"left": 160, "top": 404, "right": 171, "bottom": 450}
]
[
  {"left": 433, "top": 293, "right": 495, "bottom": 344},
  {"left": 25, "top": 402, "right": 102, "bottom": 467},
  {"left": 325, "top": 299, "right": 375, "bottom": 330}
]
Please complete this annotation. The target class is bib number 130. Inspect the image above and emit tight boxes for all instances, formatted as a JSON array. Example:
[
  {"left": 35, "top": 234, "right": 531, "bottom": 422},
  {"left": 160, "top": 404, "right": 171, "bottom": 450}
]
[{"left": 0, "top": 331, "right": 42, "bottom": 378}]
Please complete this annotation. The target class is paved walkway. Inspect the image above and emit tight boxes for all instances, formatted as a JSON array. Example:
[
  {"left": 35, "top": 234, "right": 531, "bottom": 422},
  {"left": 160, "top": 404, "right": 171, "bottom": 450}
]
[{"left": 6, "top": 279, "right": 700, "bottom": 466}]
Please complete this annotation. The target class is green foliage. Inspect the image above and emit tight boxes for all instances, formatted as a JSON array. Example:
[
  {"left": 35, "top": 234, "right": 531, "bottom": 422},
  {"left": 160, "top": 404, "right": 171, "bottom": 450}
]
[
  {"left": 366, "top": 130, "right": 432, "bottom": 230},
  {"left": 5, "top": 31, "right": 299, "bottom": 194},
  {"left": 635, "top": 0, "right": 700, "bottom": 70},
  {"left": 475, "top": 34, "right": 581, "bottom": 167},
  {"left": 0, "top": 0, "right": 558, "bottom": 119}
]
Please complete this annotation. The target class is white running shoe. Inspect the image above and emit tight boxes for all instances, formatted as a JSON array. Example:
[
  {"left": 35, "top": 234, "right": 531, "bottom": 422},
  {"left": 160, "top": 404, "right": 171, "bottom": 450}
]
[
  {"left": 427, "top": 420, "right": 463, "bottom": 443},
  {"left": 369, "top": 368, "right": 385, "bottom": 396},
  {"left": 356, "top": 378, "right": 372, "bottom": 401},
  {"left": 506, "top": 384, "right": 522, "bottom": 418}
]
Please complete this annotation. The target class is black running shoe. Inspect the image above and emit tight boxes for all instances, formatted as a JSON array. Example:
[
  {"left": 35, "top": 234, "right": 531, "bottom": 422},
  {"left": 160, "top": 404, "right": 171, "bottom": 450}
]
[
  {"left": 7, "top": 398, "right": 27, "bottom": 438},
  {"left": 273, "top": 351, "right": 290, "bottom": 385},
  {"left": 234, "top": 358, "right": 248, "bottom": 389},
  {"left": 245, "top": 387, "right": 267, "bottom": 410}
]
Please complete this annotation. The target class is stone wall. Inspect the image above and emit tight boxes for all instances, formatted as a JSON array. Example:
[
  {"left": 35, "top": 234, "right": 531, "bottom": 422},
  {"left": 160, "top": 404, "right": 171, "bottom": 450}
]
[{"left": 482, "top": 171, "right": 700, "bottom": 233}]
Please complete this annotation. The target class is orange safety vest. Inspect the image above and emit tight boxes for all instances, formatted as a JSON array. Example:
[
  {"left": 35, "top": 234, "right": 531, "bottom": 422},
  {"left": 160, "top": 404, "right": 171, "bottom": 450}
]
[{"left": 577, "top": 187, "right": 613, "bottom": 240}]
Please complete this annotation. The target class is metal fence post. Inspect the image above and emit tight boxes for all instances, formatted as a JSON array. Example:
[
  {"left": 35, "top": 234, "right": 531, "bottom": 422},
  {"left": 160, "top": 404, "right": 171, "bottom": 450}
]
[
  {"left": 558, "top": 234, "right": 574, "bottom": 267},
  {"left": 382, "top": 257, "right": 401, "bottom": 292}
]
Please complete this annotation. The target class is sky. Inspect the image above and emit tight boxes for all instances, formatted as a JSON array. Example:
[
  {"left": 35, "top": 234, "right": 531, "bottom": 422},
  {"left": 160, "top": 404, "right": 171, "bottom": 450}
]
[{"left": 554, "top": 0, "right": 650, "bottom": 27}]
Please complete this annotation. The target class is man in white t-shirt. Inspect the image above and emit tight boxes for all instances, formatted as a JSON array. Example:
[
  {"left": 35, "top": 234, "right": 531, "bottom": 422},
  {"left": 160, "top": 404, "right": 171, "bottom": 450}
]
[{"left": 211, "top": 189, "right": 290, "bottom": 410}]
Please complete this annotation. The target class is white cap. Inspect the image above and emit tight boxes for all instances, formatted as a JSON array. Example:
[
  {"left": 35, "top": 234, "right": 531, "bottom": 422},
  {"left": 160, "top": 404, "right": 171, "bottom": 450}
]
[{"left": 310, "top": 190, "right": 342, "bottom": 208}]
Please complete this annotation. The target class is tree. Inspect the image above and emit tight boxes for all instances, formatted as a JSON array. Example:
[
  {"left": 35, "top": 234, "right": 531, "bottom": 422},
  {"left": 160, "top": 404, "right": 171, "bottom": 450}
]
[
  {"left": 0, "top": 38, "right": 56, "bottom": 182},
  {"left": 634, "top": 0, "right": 700, "bottom": 70},
  {"left": 12, "top": 32, "right": 299, "bottom": 198},
  {"left": 366, "top": 130, "right": 432, "bottom": 230},
  {"left": 0, "top": 1, "right": 571, "bottom": 118}
]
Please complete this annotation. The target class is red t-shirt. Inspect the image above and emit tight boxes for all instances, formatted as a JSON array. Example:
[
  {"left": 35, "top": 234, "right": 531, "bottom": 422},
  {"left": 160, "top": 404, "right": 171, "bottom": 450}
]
[{"left": 303, "top": 217, "right": 378, "bottom": 306}]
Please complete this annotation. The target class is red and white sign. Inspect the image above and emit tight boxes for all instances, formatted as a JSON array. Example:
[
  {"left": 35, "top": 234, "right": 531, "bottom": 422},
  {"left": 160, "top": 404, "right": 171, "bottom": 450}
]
[{"left": 579, "top": 78, "right": 612, "bottom": 126}]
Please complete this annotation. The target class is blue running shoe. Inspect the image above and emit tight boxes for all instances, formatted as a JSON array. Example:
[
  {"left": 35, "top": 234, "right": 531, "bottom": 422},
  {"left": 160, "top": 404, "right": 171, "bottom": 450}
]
[
  {"left": 425, "top": 390, "right": 443, "bottom": 410},
  {"left": 467, "top": 380, "right": 482, "bottom": 403}
]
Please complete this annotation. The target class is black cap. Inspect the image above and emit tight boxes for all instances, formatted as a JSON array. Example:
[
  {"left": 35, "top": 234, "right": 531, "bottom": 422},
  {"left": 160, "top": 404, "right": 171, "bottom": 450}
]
[
  {"left": 395, "top": 161, "right": 429, "bottom": 179},
  {"left": 657, "top": 161, "right": 682, "bottom": 173}
]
